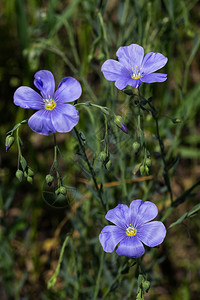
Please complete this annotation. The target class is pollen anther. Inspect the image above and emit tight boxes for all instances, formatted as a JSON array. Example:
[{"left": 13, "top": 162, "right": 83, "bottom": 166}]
[
  {"left": 126, "top": 225, "right": 137, "bottom": 237},
  {"left": 44, "top": 98, "right": 56, "bottom": 110}
]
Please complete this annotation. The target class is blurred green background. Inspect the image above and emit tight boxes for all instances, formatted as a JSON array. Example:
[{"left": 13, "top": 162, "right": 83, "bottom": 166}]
[{"left": 0, "top": 0, "right": 200, "bottom": 299}]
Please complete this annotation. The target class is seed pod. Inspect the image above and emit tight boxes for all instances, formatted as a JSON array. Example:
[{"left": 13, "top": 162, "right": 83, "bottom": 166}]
[
  {"left": 27, "top": 176, "right": 33, "bottom": 184},
  {"left": 132, "top": 142, "right": 140, "bottom": 152},
  {"left": 60, "top": 186, "right": 67, "bottom": 195},
  {"left": 106, "top": 160, "right": 111, "bottom": 170},
  {"left": 45, "top": 174, "right": 54, "bottom": 186},
  {"left": 140, "top": 165, "right": 145, "bottom": 175},
  {"left": 28, "top": 168, "right": 34, "bottom": 177},
  {"left": 16, "top": 169, "right": 23, "bottom": 182},
  {"left": 146, "top": 158, "right": 152, "bottom": 167}
]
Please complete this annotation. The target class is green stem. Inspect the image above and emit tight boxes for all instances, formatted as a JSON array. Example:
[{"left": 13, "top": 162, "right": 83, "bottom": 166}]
[
  {"left": 73, "top": 127, "right": 105, "bottom": 210},
  {"left": 93, "top": 251, "right": 104, "bottom": 300},
  {"left": 16, "top": 128, "right": 22, "bottom": 169},
  {"left": 53, "top": 133, "right": 62, "bottom": 187}
]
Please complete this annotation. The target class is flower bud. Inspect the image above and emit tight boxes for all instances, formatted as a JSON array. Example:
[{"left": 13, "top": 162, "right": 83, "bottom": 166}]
[
  {"left": 114, "top": 115, "right": 123, "bottom": 127},
  {"left": 120, "top": 123, "right": 128, "bottom": 134},
  {"left": 132, "top": 142, "right": 140, "bottom": 152},
  {"left": 60, "top": 186, "right": 67, "bottom": 195},
  {"left": 55, "top": 188, "right": 60, "bottom": 195},
  {"left": 45, "top": 174, "right": 54, "bottom": 186},
  {"left": 145, "top": 166, "right": 149, "bottom": 174},
  {"left": 5, "top": 135, "right": 15, "bottom": 152},
  {"left": 146, "top": 158, "right": 152, "bottom": 167},
  {"left": 106, "top": 160, "right": 111, "bottom": 170},
  {"left": 24, "top": 171, "right": 28, "bottom": 178},
  {"left": 140, "top": 165, "right": 145, "bottom": 175},
  {"left": 27, "top": 176, "right": 33, "bottom": 184},
  {"left": 16, "top": 169, "right": 23, "bottom": 182},
  {"left": 28, "top": 168, "right": 34, "bottom": 177},
  {"left": 142, "top": 279, "right": 150, "bottom": 292}
]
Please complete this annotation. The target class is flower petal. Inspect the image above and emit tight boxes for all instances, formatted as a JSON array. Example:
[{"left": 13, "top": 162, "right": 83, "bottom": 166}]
[
  {"left": 129, "top": 200, "right": 158, "bottom": 228},
  {"left": 51, "top": 104, "right": 79, "bottom": 133},
  {"left": 142, "top": 52, "right": 168, "bottom": 75},
  {"left": 54, "top": 77, "right": 82, "bottom": 103},
  {"left": 101, "top": 59, "right": 130, "bottom": 82},
  {"left": 141, "top": 73, "right": 167, "bottom": 83},
  {"left": 116, "top": 236, "right": 145, "bottom": 257},
  {"left": 99, "top": 225, "right": 125, "bottom": 253},
  {"left": 116, "top": 44, "right": 144, "bottom": 70},
  {"left": 127, "top": 78, "right": 142, "bottom": 88},
  {"left": 137, "top": 221, "right": 166, "bottom": 247},
  {"left": 34, "top": 70, "right": 55, "bottom": 99},
  {"left": 28, "top": 109, "right": 56, "bottom": 135},
  {"left": 14, "top": 86, "right": 44, "bottom": 109},
  {"left": 115, "top": 78, "right": 130, "bottom": 90},
  {"left": 105, "top": 204, "right": 130, "bottom": 229}
]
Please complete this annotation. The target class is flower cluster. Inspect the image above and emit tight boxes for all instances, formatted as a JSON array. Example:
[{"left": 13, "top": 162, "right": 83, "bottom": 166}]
[
  {"left": 99, "top": 199, "right": 166, "bottom": 257},
  {"left": 14, "top": 70, "right": 82, "bottom": 135}
]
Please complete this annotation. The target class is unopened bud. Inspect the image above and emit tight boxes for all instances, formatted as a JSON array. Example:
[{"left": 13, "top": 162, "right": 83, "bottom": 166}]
[
  {"left": 106, "top": 160, "right": 111, "bottom": 170},
  {"left": 55, "top": 188, "right": 60, "bottom": 195},
  {"left": 27, "top": 176, "right": 33, "bottom": 184},
  {"left": 114, "top": 115, "right": 123, "bottom": 127},
  {"left": 132, "top": 142, "right": 140, "bottom": 152},
  {"left": 60, "top": 186, "right": 67, "bottom": 195},
  {"left": 24, "top": 171, "right": 28, "bottom": 178},
  {"left": 5, "top": 135, "right": 15, "bottom": 152},
  {"left": 146, "top": 158, "right": 152, "bottom": 167},
  {"left": 140, "top": 165, "right": 145, "bottom": 175},
  {"left": 28, "top": 168, "right": 34, "bottom": 177},
  {"left": 142, "top": 279, "right": 150, "bottom": 292},
  {"left": 172, "top": 118, "right": 181, "bottom": 124},
  {"left": 16, "top": 169, "right": 23, "bottom": 182},
  {"left": 45, "top": 174, "right": 54, "bottom": 186},
  {"left": 145, "top": 166, "right": 149, "bottom": 174},
  {"left": 120, "top": 123, "right": 128, "bottom": 134}
]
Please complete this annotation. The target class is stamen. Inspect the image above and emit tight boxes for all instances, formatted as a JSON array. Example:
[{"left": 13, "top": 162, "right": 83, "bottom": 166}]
[
  {"left": 126, "top": 224, "right": 137, "bottom": 237},
  {"left": 43, "top": 98, "right": 56, "bottom": 111},
  {"left": 131, "top": 66, "right": 143, "bottom": 79}
]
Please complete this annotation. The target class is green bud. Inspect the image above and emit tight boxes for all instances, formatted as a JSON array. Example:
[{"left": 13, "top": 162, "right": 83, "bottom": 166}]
[
  {"left": 132, "top": 142, "right": 140, "bottom": 152},
  {"left": 60, "top": 186, "right": 67, "bottom": 195},
  {"left": 140, "top": 165, "right": 145, "bottom": 175},
  {"left": 45, "top": 174, "right": 54, "bottom": 186},
  {"left": 27, "top": 176, "right": 33, "bottom": 184},
  {"left": 5, "top": 135, "right": 15, "bottom": 152},
  {"left": 16, "top": 169, "right": 23, "bottom": 182},
  {"left": 172, "top": 118, "right": 181, "bottom": 124},
  {"left": 106, "top": 160, "right": 111, "bottom": 170},
  {"left": 99, "top": 151, "right": 107, "bottom": 162},
  {"left": 28, "top": 168, "right": 34, "bottom": 177},
  {"left": 142, "top": 279, "right": 150, "bottom": 292},
  {"left": 145, "top": 166, "right": 149, "bottom": 174},
  {"left": 114, "top": 115, "right": 123, "bottom": 127},
  {"left": 55, "top": 188, "right": 60, "bottom": 195},
  {"left": 146, "top": 158, "right": 152, "bottom": 167},
  {"left": 24, "top": 171, "right": 28, "bottom": 178}
]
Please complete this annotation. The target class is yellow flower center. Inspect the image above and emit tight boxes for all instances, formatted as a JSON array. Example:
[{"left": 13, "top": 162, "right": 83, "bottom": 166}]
[
  {"left": 43, "top": 97, "right": 56, "bottom": 110},
  {"left": 131, "top": 66, "right": 142, "bottom": 79},
  {"left": 126, "top": 225, "right": 137, "bottom": 237}
]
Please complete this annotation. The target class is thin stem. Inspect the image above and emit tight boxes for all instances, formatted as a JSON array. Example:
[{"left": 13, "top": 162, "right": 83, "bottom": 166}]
[
  {"left": 147, "top": 101, "right": 173, "bottom": 203},
  {"left": 74, "top": 127, "right": 105, "bottom": 210},
  {"left": 16, "top": 128, "right": 22, "bottom": 169},
  {"left": 53, "top": 133, "right": 62, "bottom": 187}
]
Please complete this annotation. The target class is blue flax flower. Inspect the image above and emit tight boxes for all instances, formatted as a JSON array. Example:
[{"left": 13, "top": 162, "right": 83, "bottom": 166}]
[
  {"left": 99, "top": 199, "right": 166, "bottom": 257},
  {"left": 101, "top": 44, "right": 168, "bottom": 89},
  {"left": 14, "top": 70, "right": 82, "bottom": 135}
]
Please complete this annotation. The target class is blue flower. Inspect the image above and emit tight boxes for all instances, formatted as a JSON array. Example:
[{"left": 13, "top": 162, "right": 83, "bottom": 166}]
[
  {"left": 14, "top": 70, "right": 82, "bottom": 135},
  {"left": 99, "top": 199, "right": 166, "bottom": 258},
  {"left": 101, "top": 44, "right": 168, "bottom": 89}
]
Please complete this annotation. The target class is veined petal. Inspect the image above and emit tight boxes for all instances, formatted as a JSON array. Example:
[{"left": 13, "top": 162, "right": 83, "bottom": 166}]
[
  {"left": 141, "top": 73, "right": 167, "bottom": 83},
  {"left": 28, "top": 109, "right": 56, "bottom": 135},
  {"left": 127, "top": 78, "right": 142, "bottom": 88},
  {"left": 129, "top": 200, "right": 158, "bottom": 228},
  {"left": 14, "top": 86, "right": 44, "bottom": 110},
  {"left": 105, "top": 204, "right": 130, "bottom": 229},
  {"left": 115, "top": 78, "right": 130, "bottom": 90},
  {"left": 142, "top": 52, "right": 168, "bottom": 75},
  {"left": 99, "top": 225, "right": 125, "bottom": 253},
  {"left": 54, "top": 77, "right": 82, "bottom": 103},
  {"left": 34, "top": 70, "right": 55, "bottom": 99},
  {"left": 51, "top": 104, "right": 79, "bottom": 133},
  {"left": 116, "top": 44, "right": 144, "bottom": 70},
  {"left": 101, "top": 59, "right": 130, "bottom": 82},
  {"left": 137, "top": 221, "right": 166, "bottom": 247},
  {"left": 116, "top": 236, "right": 145, "bottom": 257}
]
